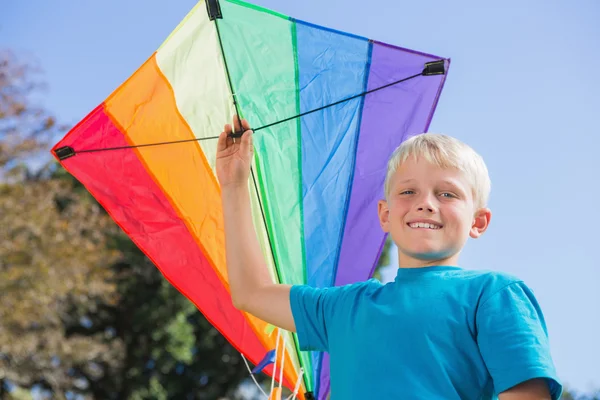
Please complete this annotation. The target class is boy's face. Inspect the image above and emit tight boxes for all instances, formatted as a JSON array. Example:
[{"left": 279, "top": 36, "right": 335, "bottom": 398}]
[{"left": 378, "top": 156, "right": 491, "bottom": 268}]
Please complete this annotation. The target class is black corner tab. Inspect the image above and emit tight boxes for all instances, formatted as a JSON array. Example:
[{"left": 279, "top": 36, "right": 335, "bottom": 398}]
[
  {"left": 304, "top": 392, "right": 315, "bottom": 400},
  {"left": 54, "top": 146, "right": 76, "bottom": 160},
  {"left": 206, "top": 0, "right": 223, "bottom": 20},
  {"left": 423, "top": 60, "right": 445, "bottom": 76}
]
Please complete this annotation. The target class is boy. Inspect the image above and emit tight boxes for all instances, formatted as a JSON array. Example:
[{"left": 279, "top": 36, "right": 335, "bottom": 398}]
[{"left": 216, "top": 117, "right": 562, "bottom": 399}]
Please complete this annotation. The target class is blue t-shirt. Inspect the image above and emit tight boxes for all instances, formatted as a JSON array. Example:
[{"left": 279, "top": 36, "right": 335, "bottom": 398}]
[{"left": 290, "top": 266, "right": 562, "bottom": 399}]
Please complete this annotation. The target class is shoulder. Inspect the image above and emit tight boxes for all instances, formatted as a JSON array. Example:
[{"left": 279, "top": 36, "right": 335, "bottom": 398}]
[
  {"left": 451, "top": 268, "right": 528, "bottom": 305},
  {"left": 453, "top": 267, "right": 522, "bottom": 285},
  {"left": 462, "top": 270, "right": 547, "bottom": 326},
  {"left": 291, "top": 278, "right": 383, "bottom": 303},
  {"left": 290, "top": 279, "right": 383, "bottom": 318},
  {"left": 289, "top": 279, "right": 383, "bottom": 352}
]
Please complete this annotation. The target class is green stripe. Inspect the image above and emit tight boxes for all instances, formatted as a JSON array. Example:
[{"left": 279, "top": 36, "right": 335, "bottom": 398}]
[
  {"left": 217, "top": 0, "right": 313, "bottom": 390},
  {"left": 218, "top": 0, "right": 300, "bottom": 290},
  {"left": 291, "top": 21, "right": 307, "bottom": 290}
]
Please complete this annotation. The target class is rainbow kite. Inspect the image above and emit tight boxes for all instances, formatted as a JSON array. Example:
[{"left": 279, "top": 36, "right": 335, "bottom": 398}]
[{"left": 52, "top": 0, "right": 449, "bottom": 398}]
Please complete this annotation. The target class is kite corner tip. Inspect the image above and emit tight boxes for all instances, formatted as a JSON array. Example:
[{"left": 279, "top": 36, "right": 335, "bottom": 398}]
[
  {"left": 54, "top": 146, "right": 76, "bottom": 161},
  {"left": 423, "top": 60, "right": 446, "bottom": 76},
  {"left": 205, "top": 0, "right": 223, "bottom": 20}
]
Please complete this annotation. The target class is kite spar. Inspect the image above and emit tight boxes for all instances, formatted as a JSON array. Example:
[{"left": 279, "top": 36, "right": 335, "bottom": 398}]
[{"left": 52, "top": 0, "right": 450, "bottom": 398}]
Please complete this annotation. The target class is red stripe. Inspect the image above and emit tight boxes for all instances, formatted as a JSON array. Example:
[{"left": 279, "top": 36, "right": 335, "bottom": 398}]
[{"left": 52, "top": 104, "right": 267, "bottom": 365}]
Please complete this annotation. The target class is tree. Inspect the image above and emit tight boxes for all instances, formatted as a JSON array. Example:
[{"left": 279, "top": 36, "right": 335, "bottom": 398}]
[
  {"left": 0, "top": 50, "right": 250, "bottom": 399},
  {"left": 0, "top": 50, "right": 65, "bottom": 181},
  {"left": 1, "top": 167, "right": 253, "bottom": 399},
  {"left": 0, "top": 49, "right": 121, "bottom": 398},
  {"left": 69, "top": 232, "right": 250, "bottom": 400},
  {"left": 0, "top": 168, "right": 124, "bottom": 398}
]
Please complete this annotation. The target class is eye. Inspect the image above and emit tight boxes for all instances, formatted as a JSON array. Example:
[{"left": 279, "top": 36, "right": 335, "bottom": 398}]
[
  {"left": 440, "top": 192, "right": 456, "bottom": 198},
  {"left": 399, "top": 190, "right": 414, "bottom": 195}
]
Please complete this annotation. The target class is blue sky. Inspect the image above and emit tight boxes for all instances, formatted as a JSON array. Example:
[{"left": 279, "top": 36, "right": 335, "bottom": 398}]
[{"left": 3, "top": 0, "right": 599, "bottom": 394}]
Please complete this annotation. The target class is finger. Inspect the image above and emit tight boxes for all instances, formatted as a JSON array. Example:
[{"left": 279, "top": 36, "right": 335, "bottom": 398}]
[
  {"left": 241, "top": 118, "right": 251, "bottom": 132},
  {"left": 240, "top": 129, "right": 253, "bottom": 155},
  {"left": 217, "top": 129, "right": 229, "bottom": 152},
  {"left": 232, "top": 115, "right": 242, "bottom": 134}
]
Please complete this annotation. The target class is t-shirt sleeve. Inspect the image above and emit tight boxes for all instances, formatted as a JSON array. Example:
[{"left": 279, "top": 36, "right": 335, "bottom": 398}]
[
  {"left": 289, "top": 284, "right": 348, "bottom": 352},
  {"left": 476, "top": 281, "right": 563, "bottom": 399}
]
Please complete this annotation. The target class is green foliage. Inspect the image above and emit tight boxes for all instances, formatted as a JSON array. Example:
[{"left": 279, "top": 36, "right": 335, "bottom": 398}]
[
  {"left": 129, "top": 377, "right": 168, "bottom": 400},
  {"left": 0, "top": 169, "right": 123, "bottom": 398},
  {"left": 0, "top": 161, "right": 252, "bottom": 399},
  {"left": 372, "top": 235, "right": 393, "bottom": 281}
]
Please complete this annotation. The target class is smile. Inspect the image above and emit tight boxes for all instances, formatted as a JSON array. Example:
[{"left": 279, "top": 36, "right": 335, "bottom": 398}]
[{"left": 407, "top": 222, "right": 442, "bottom": 230}]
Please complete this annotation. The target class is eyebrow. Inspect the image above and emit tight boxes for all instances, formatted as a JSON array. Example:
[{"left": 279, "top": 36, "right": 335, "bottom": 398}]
[
  {"left": 439, "top": 179, "right": 468, "bottom": 194},
  {"left": 396, "top": 178, "right": 467, "bottom": 193},
  {"left": 396, "top": 178, "right": 460, "bottom": 185},
  {"left": 440, "top": 179, "right": 461, "bottom": 187}
]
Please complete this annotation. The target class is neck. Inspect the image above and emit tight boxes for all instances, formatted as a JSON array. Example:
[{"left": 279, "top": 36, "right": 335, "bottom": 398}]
[{"left": 397, "top": 250, "right": 460, "bottom": 269}]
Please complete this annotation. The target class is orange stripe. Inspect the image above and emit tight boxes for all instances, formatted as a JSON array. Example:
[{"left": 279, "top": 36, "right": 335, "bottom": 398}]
[
  {"left": 105, "top": 55, "right": 227, "bottom": 287},
  {"left": 104, "top": 54, "right": 299, "bottom": 388}
]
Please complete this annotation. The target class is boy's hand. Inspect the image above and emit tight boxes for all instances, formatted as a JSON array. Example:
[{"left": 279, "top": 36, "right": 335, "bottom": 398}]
[
  {"left": 216, "top": 115, "right": 296, "bottom": 333},
  {"left": 216, "top": 117, "right": 253, "bottom": 189}
]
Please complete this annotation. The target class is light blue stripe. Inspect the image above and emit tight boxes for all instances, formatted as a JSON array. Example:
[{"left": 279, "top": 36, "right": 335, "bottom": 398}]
[
  {"left": 295, "top": 19, "right": 371, "bottom": 393},
  {"left": 297, "top": 19, "right": 370, "bottom": 288}
]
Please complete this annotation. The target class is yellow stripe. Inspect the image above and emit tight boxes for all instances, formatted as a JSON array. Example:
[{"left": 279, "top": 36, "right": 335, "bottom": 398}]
[{"left": 107, "top": 13, "right": 302, "bottom": 387}]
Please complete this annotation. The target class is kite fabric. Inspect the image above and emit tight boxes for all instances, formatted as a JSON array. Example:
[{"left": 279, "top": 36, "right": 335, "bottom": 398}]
[{"left": 51, "top": 0, "right": 450, "bottom": 398}]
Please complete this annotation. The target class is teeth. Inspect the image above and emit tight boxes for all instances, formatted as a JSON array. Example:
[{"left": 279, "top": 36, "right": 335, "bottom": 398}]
[{"left": 409, "top": 222, "right": 441, "bottom": 229}]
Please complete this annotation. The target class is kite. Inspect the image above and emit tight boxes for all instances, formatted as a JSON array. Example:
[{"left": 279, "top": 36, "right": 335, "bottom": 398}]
[{"left": 51, "top": 0, "right": 450, "bottom": 398}]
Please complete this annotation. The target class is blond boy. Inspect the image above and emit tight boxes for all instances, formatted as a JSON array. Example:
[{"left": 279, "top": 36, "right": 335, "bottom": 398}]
[{"left": 216, "top": 117, "right": 562, "bottom": 399}]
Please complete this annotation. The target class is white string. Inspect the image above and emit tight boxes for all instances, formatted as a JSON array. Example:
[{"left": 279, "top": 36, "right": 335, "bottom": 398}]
[
  {"left": 240, "top": 353, "right": 269, "bottom": 399},
  {"left": 285, "top": 368, "right": 305, "bottom": 400},
  {"left": 270, "top": 329, "right": 282, "bottom": 396},
  {"left": 239, "top": 329, "right": 301, "bottom": 400}
]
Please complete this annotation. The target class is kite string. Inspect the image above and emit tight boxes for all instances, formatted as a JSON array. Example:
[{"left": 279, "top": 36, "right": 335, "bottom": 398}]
[
  {"left": 270, "top": 329, "right": 282, "bottom": 395},
  {"left": 285, "top": 368, "right": 305, "bottom": 400},
  {"left": 240, "top": 330, "right": 300, "bottom": 400},
  {"left": 241, "top": 354, "right": 270, "bottom": 399}
]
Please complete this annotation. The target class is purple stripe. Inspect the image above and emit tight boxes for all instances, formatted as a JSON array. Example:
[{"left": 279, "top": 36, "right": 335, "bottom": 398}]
[
  {"left": 317, "top": 43, "right": 449, "bottom": 400},
  {"left": 335, "top": 45, "right": 448, "bottom": 286},
  {"left": 318, "top": 355, "right": 331, "bottom": 399}
]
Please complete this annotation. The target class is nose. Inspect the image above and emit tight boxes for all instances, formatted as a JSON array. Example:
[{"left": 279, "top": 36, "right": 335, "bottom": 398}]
[{"left": 415, "top": 193, "right": 436, "bottom": 213}]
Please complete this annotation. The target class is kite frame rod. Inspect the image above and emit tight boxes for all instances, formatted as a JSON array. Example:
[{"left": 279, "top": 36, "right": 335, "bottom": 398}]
[{"left": 54, "top": 67, "right": 441, "bottom": 159}]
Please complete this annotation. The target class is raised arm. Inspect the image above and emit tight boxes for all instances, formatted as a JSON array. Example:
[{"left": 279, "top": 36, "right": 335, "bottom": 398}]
[
  {"left": 498, "top": 379, "right": 551, "bottom": 400},
  {"left": 216, "top": 117, "right": 296, "bottom": 332}
]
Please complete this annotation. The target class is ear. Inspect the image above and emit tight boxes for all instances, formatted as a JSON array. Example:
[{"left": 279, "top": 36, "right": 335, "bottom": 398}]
[
  {"left": 470, "top": 207, "right": 491, "bottom": 238},
  {"left": 378, "top": 199, "right": 390, "bottom": 233}
]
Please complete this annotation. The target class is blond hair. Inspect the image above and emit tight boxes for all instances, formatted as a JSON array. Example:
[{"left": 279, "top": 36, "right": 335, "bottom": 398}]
[{"left": 384, "top": 133, "right": 491, "bottom": 209}]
